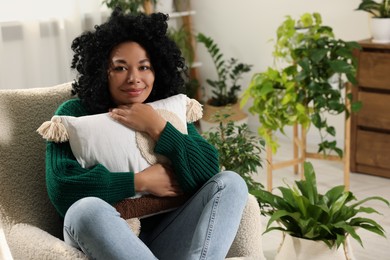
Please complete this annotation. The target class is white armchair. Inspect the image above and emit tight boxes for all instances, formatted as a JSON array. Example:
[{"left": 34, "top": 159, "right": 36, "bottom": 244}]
[{"left": 0, "top": 83, "right": 265, "bottom": 260}]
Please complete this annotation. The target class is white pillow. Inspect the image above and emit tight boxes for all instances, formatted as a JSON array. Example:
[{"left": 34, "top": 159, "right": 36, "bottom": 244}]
[{"left": 38, "top": 94, "right": 202, "bottom": 174}]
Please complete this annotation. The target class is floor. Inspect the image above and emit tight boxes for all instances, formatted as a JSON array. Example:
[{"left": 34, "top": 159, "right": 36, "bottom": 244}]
[{"left": 252, "top": 140, "right": 390, "bottom": 260}]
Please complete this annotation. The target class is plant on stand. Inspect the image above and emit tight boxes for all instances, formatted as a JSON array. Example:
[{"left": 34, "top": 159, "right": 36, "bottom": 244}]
[
  {"left": 242, "top": 12, "right": 361, "bottom": 157},
  {"left": 252, "top": 161, "right": 389, "bottom": 259},
  {"left": 196, "top": 33, "right": 252, "bottom": 132},
  {"left": 356, "top": 0, "right": 390, "bottom": 43}
]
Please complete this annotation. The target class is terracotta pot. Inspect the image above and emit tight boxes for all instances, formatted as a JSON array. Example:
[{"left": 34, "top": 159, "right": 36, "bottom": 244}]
[
  {"left": 202, "top": 102, "right": 247, "bottom": 123},
  {"left": 275, "top": 233, "right": 355, "bottom": 260},
  {"left": 199, "top": 102, "right": 248, "bottom": 132}
]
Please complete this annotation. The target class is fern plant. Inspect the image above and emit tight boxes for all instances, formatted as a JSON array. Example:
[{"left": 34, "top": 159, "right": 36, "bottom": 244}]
[
  {"left": 252, "top": 161, "right": 389, "bottom": 249},
  {"left": 196, "top": 33, "right": 252, "bottom": 107}
]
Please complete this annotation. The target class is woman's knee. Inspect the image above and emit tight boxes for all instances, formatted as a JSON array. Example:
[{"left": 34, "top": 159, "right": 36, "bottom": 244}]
[
  {"left": 64, "top": 197, "right": 116, "bottom": 230},
  {"left": 215, "top": 171, "right": 248, "bottom": 197}
]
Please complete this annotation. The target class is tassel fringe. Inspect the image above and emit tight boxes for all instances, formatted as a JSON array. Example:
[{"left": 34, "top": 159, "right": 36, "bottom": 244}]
[
  {"left": 36, "top": 116, "right": 69, "bottom": 143},
  {"left": 186, "top": 98, "right": 203, "bottom": 123}
]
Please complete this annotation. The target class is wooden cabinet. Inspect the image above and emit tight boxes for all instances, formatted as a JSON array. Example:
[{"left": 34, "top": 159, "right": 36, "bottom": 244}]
[{"left": 350, "top": 39, "right": 390, "bottom": 178}]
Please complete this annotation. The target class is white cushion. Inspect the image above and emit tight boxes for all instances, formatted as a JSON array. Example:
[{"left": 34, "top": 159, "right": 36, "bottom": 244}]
[{"left": 38, "top": 94, "right": 202, "bottom": 174}]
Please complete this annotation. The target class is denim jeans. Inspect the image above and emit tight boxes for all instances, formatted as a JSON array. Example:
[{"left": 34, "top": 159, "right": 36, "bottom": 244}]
[{"left": 63, "top": 171, "right": 248, "bottom": 260}]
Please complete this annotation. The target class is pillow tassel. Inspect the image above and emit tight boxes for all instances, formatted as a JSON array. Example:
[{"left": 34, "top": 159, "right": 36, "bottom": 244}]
[
  {"left": 37, "top": 116, "right": 69, "bottom": 142},
  {"left": 186, "top": 98, "right": 203, "bottom": 122}
]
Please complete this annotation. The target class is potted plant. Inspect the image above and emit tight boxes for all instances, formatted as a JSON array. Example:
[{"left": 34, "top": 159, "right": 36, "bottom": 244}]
[
  {"left": 252, "top": 161, "right": 389, "bottom": 259},
  {"left": 196, "top": 33, "right": 252, "bottom": 132},
  {"left": 202, "top": 109, "right": 265, "bottom": 194},
  {"left": 356, "top": 0, "right": 390, "bottom": 43},
  {"left": 242, "top": 13, "right": 362, "bottom": 156}
]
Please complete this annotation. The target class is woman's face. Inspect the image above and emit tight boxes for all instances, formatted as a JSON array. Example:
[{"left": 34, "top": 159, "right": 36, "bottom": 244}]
[{"left": 108, "top": 41, "right": 155, "bottom": 105}]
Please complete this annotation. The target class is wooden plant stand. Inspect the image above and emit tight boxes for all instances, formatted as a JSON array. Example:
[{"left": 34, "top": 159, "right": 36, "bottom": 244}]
[{"left": 266, "top": 85, "right": 351, "bottom": 192}]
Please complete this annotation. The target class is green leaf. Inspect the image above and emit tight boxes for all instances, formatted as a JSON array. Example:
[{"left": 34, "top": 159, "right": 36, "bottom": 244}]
[
  {"left": 329, "top": 60, "right": 352, "bottom": 73},
  {"left": 350, "top": 196, "right": 390, "bottom": 208},
  {"left": 267, "top": 209, "right": 301, "bottom": 229},
  {"left": 351, "top": 101, "right": 363, "bottom": 112},
  {"left": 324, "top": 185, "right": 345, "bottom": 206},
  {"left": 326, "top": 126, "right": 336, "bottom": 136},
  {"left": 259, "top": 81, "right": 275, "bottom": 96},
  {"left": 310, "top": 48, "right": 328, "bottom": 63},
  {"left": 303, "top": 162, "right": 318, "bottom": 204},
  {"left": 334, "top": 222, "right": 363, "bottom": 247}
]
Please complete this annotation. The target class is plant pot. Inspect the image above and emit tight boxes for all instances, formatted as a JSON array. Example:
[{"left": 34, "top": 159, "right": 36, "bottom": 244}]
[
  {"left": 370, "top": 18, "right": 390, "bottom": 43},
  {"left": 199, "top": 102, "right": 248, "bottom": 133},
  {"left": 275, "top": 233, "right": 355, "bottom": 260},
  {"left": 155, "top": 0, "right": 174, "bottom": 14}
]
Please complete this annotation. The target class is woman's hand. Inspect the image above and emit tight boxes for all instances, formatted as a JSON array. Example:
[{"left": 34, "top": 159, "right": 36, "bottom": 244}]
[
  {"left": 109, "top": 103, "right": 166, "bottom": 141},
  {"left": 134, "top": 164, "right": 182, "bottom": 197}
]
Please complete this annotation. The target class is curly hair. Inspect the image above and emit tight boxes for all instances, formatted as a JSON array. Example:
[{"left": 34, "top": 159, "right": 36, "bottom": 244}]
[{"left": 70, "top": 8, "right": 187, "bottom": 114}]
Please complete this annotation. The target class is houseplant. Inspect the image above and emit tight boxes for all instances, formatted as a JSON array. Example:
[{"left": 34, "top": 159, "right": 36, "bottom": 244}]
[
  {"left": 196, "top": 33, "right": 252, "bottom": 131},
  {"left": 242, "top": 13, "right": 361, "bottom": 156},
  {"left": 202, "top": 109, "right": 265, "bottom": 193},
  {"left": 252, "top": 161, "right": 389, "bottom": 259},
  {"left": 356, "top": 0, "right": 390, "bottom": 43}
]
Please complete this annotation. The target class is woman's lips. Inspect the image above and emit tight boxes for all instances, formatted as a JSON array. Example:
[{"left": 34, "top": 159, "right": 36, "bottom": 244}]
[{"left": 124, "top": 88, "right": 144, "bottom": 97}]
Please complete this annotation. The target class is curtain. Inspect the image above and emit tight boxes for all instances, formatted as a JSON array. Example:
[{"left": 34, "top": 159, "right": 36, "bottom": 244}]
[{"left": 0, "top": 0, "right": 110, "bottom": 89}]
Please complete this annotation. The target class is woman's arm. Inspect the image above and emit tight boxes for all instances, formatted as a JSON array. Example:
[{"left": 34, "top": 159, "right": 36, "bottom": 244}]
[{"left": 154, "top": 122, "right": 220, "bottom": 194}]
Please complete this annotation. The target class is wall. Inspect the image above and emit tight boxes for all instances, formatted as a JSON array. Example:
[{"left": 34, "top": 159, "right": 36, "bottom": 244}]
[
  {"left": 0, "top": 0, "right": 108, "bottom": 90},
  {"left": 191, "top": 0, "right": 371, "bottom": 148}
]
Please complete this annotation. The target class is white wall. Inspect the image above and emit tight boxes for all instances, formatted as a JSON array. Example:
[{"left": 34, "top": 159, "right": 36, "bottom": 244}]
[{"left": 192, "top": 0, "right": 371, "bottom": 148}]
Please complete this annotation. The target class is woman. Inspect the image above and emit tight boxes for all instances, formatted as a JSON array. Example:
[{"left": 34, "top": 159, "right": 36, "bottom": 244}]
[{"left": 46, "top": 8, "right": 248, "bottom": 260}]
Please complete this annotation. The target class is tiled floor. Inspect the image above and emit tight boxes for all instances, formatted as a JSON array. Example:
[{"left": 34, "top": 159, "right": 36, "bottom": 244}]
[{"left": 253, "top": 140, "right": 390, "bottom": 260}]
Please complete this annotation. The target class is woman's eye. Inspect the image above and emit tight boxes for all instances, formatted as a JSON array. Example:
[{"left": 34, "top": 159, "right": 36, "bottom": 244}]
[
  {"left": 139, "top": 65, "right": 151, "bottom": 71},
  {"left": 113, "top": 66, "right": 127, "bottom": 72}
]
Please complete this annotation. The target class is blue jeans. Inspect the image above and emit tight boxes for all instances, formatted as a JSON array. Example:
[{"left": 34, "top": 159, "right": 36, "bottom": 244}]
[{"left": 63, "top": 171, "right": 248, "bottom": 260}]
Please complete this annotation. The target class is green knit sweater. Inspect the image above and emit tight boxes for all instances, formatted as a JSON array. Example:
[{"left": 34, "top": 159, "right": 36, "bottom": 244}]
[{"left": 45, "top": 98, "right": 219, "bottom": 217}]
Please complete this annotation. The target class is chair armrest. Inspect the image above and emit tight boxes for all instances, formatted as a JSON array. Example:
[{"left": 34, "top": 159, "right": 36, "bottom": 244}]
[
  {"left": 226, "top": 194, "right": 266, "bottom": 260},
  {"left": 6, "top": 223, "right": 87, "bottom": 260}
]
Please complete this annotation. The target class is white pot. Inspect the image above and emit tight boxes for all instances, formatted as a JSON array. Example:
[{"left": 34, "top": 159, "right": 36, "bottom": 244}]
[
  {"left": 275, "top": 233, "right": 356, "bottom": 260},
  {"left": 370, "top": 18, "right": 390, "bottom": 43},
  {"left": 155, "top": 0, "right": 174, "bottom": 14}
]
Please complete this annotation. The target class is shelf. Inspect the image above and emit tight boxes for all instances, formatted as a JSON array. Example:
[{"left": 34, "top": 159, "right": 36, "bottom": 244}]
[
  {"left": 168, "top": 10, "right": 196, "bottom": 19},
  {"left": 191, "top": 61, "right": 202, "bottom": 68}
]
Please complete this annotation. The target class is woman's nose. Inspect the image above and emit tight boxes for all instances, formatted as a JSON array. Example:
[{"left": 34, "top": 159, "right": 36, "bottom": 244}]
[{"left": 127, "top": 68, "right": 140, "bottom": 83}]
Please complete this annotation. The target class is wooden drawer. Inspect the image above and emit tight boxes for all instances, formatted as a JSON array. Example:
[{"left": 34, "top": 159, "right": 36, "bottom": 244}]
[
  {"left": 355, "top": 130, "right": 390, "bottom": 172},
  {"left": 357, "top": 91, "right": 390, "bottom": 131},
  {"left": 358, "top": 51, "right": 390, "bottom": 91}
]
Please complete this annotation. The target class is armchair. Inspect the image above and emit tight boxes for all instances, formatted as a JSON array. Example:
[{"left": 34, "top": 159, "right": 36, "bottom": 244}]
[{"left": 0, "top": 82, "right": 265, "bottom": 259}]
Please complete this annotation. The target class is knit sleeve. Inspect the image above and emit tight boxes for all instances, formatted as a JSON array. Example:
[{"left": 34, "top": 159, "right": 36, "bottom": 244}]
[
  {"left": 45, "top": 99, "right": 135, "bottom": 217},
  {"left": 154, "top": 122, "right": 220, "bottom": 194}
]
